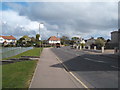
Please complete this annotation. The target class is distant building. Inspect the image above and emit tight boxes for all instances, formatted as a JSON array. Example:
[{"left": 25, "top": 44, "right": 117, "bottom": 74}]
[
  {"left": 106, "top": 31, "right": 119, "bottom": 49},
  {"left": 75, "top": 38, "right": 85, "bottom": 44},
  {"left": 111, "top": 31, "right": 118, "bottom": 43},
  {"left": 85, "top": 37, "right": 96, "bottom": 47},
  {"left": 48, "top": 36, "right": 60, "bottom": 44},
  {"left": 0, "top": 35, "right": 17, "bottom": 45}
]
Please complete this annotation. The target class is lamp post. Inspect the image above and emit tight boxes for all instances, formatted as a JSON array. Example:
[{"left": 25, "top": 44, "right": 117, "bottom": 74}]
[
  {"left": 39, "top": 23, "right": 44, "bottom": 51},
  {"left": 39, "top": 23, "right": 44, "bottom": 40}
]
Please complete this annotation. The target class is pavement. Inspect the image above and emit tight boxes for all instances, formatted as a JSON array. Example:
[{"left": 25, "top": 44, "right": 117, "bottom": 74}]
[
  {"left": 51, "top": 46, "right": 118, "bottom": 88},
  {"left": 29, "top": 48, "right": 84, "bottom": 88},
  {"left": 83, "top": 49, "right": 119, "bottom": 59}
]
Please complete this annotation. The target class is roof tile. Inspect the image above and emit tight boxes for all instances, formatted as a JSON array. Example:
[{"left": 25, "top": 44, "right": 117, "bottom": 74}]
[
  {"left": 0, "top": 35, "right": 16, "bottom": 40},
  {"left": 48, "top": 36, "right": 60, "bottom": 41}
]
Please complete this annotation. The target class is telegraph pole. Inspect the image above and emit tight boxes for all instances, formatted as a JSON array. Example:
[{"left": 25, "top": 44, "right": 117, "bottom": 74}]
[
  {"left": 39, "top": 23, "right": 40, "bottom": 37},
  {"left": 39, "top": 23, "right": 42, "bottom": 54},
  {"left": 39, "top": 23, "right": 41, "bottom": 49},
  {"left": 57, "top": 33, "right": 58, "bottom": 38}
]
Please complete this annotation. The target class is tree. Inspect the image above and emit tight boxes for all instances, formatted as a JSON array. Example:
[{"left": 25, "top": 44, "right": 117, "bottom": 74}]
[
  {"left": 106, "top": 39, "right": 111, "bottom": 42},
  {"left": 80, "top": 43, "right": 85, "bottom": 48},
  {"left": 61, "top": 36, "right": 69, "bottom": 40},
  {"left": 97, "top": 37, "right": 105, "bottom": 41},
  {"left": 17, "top": 37, "right": 25, "bottom": 46},
  {"left": 22, "top": 35, "right": 29, "bottom": 39},
  {"left": 17, "top": 35, "right": 31, "bottom": 47},
  {"left": 95, "top": 38, "right": 105, "bottom": 49},
  {"left": 71, "top": 37, "right": 79, "bottom": 41},
  {"left": 19, "top": 37, "right": 25, "bottom": 42},
  {"left": 31, "top": 37, "right": 36, "bottom": 43},
  {"left": 70, "top": 40, "right": 75, "bottom": 45},
  {"left": 22, "top": 35, "right": 31, "bottom": 42},
  {"left": 60, "top": 36, "right": 70, "bottom": 45},
  {"left": 36, "top": 34, "right": 40, "bottom": 41}
]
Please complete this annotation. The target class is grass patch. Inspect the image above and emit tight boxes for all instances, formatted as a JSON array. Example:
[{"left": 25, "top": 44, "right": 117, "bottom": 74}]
[
  {"left": 2, "top": 60, "right": 37, "bottom": 88},
  {"left": 3, "top": 48, "right": 43, "bottom": 60},
  {"left": 2, "top": 47, "right": 43, "bottom": 88}
]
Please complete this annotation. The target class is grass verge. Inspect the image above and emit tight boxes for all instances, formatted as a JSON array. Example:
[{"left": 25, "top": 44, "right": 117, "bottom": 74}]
[
  {"left": 2, "top": 60, "right": 37, "bottom": 88},
  {"left": 2, "top": 48, "right": 43, "bottom": 88}
]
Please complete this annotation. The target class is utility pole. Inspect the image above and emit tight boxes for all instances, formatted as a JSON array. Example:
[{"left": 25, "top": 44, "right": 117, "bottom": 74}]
[
  {"left": 39, "top": 23, "right": 41, "bottom": 50},
  {"left": 57, "top": 33, "right": 58, "bottom": 38},
  {"left": 39, "top": 23, "right": 40, "bottom": 36},
  {"left": 38, "top": 23, "right": 42, "bottom": 52}
]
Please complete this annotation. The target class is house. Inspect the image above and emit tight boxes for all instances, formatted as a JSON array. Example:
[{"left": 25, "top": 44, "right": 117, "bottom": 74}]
[
  {"left": 85, "top": 37, "right": 96, "bottom": 47},
  {"left": 75, "top": 38, "right": 85, "bottom": 44},
  {"left": 48, "top": 36, "right": 60, "bottom": 45},
  {"left": 0, "top": 35, "right": 17, "bottom": 45}
]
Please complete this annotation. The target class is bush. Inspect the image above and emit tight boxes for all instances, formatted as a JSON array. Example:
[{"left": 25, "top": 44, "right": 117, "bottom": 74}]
[{"left": 95, "top": 39, "right": 105, "bottom": 49}]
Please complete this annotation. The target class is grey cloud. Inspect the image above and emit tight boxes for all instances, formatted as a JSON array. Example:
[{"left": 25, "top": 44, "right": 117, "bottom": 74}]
[
  {"left": 3, "top": 2, "right": 118, "bottom": 39},
  {"left": 2, "top": 23, "right": 36, "bottom": 39}
]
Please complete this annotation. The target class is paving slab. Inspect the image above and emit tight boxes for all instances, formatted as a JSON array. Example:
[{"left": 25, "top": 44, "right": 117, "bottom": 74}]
[{"left": 29, "top": 48, "right": 84, "bottom": 88}]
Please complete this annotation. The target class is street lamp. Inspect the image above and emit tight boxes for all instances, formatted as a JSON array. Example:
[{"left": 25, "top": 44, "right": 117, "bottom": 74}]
[
  {"left": 39, "top": 23, "right": 44, "bottom": 40},
  {"left": 39, "top": 23, "right": 44, "bottom": 50}
]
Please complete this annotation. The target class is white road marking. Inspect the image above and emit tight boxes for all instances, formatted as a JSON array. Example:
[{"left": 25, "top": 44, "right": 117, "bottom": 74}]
[
  {"left": 84, "top": 58, "right": 92, "bottom": 60},
  {"left": 69, "top": 72, "right": 89, "bottom": 89},
  {"left": 56, "top": 57, "right": 90, "bottom": 89},
  {"left": 97, "top": 61, "right": 105, "bottom": 63},
  {"left": 111, "top": 66, "right": 119, "bottom": 69},
  {"left": 84, "top": 58, "right": 96, "bottom": 62},
  {"left": 84, "top": 58, "right": 105, "bottom": 63},
  {"left": 62, "top": 49, "right": 80, "bottom": 56}
]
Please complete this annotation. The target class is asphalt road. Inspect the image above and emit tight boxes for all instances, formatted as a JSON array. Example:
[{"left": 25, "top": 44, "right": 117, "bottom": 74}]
[{"left": 51, "top": 46, "right": 119, "bottom": 88}]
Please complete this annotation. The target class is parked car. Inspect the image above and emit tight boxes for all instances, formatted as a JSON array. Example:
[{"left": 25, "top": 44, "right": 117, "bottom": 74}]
[{"left": 56, "top": 43, "right": 61, "bottom": 48}]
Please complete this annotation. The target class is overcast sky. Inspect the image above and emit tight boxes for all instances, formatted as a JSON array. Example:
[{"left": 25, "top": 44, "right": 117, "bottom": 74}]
[{"left": 0, "top": 2, "right": 118, "bottom": 40}]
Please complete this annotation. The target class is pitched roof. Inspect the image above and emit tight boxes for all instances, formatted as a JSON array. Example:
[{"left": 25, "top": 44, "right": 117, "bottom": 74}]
[
  {"left": 48, "top": 36, "right": 60, "bottom": 41},
  {"left": 0, "top": 35, "right": 16, "bottom": 40}
]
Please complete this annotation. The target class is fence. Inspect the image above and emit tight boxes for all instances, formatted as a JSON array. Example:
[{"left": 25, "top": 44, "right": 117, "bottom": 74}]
[{"left": 0, "top": 47, "right": 33, "bottom": 59}]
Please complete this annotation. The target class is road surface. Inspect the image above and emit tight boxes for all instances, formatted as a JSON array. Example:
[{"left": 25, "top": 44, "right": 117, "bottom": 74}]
[{"left": 51, "top": 46, "right": 119, "bottom": 88}]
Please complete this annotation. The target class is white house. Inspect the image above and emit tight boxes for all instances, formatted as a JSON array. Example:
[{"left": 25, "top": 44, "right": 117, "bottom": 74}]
[
  {"left": 48, "top": 36, "right": 60, "bottom": 44},
  {"left": 86, "top": 37, "right": 96, "bottom": 47},
  {"left": 0, "top": 35, "right": 17, "bottom": 45},
  {"left": 75, "top": 38, "right": 85, "bottom": 44}
]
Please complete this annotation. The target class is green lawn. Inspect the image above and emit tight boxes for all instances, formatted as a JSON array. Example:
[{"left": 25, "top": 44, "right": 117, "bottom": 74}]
[
  {"left": 2, "top": 60, "right": 37, "bottom": 88},
  {"left": 2, "top": 48, "right": 43, "bottom": 88}
]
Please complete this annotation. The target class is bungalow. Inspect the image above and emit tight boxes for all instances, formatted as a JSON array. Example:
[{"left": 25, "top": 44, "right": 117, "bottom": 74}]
[
  {"left": 86, "top": 37, "right": 96, "bottom": 46},
  {"left": 48, "top": 36, "right": 60, "bottom": 44},
  {"left": 0, "top": 35, "right": 17, "bottom": 45},
  {"left": 75, "top": 38, "right": 85, "bottom": 44}
]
